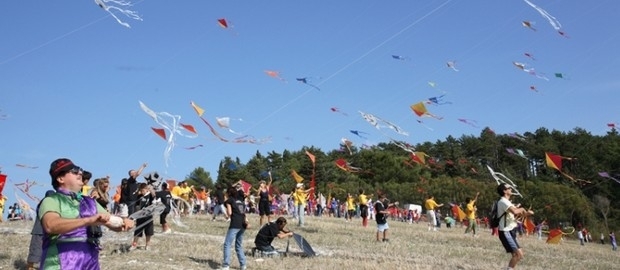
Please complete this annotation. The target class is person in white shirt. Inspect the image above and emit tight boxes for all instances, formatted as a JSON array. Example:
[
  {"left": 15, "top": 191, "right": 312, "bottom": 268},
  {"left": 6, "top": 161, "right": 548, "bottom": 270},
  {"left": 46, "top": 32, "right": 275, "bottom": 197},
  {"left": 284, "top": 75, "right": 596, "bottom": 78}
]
[{"left": 496, "top": 183, "right": 534, "bottom": 270}]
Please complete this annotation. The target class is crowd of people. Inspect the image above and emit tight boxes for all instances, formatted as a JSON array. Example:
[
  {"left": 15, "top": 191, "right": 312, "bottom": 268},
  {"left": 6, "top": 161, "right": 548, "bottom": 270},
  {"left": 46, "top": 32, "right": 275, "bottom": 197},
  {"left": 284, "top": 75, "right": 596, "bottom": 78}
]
[{"left": 1, "top": 157, "right": 618, "bottom": 270}]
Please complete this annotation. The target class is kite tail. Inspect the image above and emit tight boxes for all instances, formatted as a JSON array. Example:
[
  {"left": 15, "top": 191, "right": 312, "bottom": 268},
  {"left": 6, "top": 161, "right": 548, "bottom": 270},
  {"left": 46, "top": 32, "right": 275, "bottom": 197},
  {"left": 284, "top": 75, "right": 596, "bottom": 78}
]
[{"left": 198, "top": 116, "right": 229, "bottom": 142}]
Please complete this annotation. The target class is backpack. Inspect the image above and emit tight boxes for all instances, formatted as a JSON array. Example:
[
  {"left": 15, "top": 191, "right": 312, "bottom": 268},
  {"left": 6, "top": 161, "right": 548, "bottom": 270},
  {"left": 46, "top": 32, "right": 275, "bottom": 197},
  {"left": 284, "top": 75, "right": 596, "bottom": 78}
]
[{"left": 490, "top": 199, "right": 506, "bottom": 229}]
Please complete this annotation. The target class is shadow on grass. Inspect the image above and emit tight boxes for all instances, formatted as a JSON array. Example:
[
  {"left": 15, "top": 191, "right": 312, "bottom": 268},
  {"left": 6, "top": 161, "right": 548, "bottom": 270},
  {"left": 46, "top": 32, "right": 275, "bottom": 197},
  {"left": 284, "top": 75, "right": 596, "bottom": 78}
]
[
  {"left": 13, "top": 258, "right": 27, "bottom": 270},
  {"left": 188, "top": 257, "right": 219, "bottom": 269}
]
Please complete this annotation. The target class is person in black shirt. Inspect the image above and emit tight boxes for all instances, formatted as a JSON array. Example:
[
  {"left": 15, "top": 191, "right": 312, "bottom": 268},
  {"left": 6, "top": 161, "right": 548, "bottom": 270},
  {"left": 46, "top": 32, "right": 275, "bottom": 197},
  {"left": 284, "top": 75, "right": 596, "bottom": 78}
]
[
  {"left": 120, "top": 163, "right": 147, "bottom": 217},
  {"left": 254, "top": 217, "right": 293, "bottom": 252},
  {"left": 156, "top": 182, "right": 173, "bottom": 233},
  {"left": 212, "top": 184, "right": 228, "bottom": 221},
  {"left": 131, "top": 183, "right": 155, "bottom": 250},
  {"left": 375, "top": 194, "right": 398, "bottom": 242},
  {"left": 221, "top": 187, "right": 247, "bottom": 270}
]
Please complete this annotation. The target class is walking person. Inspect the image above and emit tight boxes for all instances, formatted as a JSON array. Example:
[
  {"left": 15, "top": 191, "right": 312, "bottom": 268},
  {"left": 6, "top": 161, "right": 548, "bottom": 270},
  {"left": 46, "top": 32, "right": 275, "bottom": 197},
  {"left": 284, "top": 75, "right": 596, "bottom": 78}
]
[
  {"left": 220, "top": 187, "right": 248, "bottom": 270},
  {"left": 496, "top": 183, "right": 534, "bottom": 270}
]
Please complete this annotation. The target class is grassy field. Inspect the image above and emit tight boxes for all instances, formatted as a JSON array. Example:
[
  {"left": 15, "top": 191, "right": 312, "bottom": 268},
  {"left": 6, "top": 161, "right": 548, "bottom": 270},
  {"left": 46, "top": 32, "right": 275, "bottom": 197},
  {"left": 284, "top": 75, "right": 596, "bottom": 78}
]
[{"left": 1, "top": 214, "right": 618, "bottom": 270}]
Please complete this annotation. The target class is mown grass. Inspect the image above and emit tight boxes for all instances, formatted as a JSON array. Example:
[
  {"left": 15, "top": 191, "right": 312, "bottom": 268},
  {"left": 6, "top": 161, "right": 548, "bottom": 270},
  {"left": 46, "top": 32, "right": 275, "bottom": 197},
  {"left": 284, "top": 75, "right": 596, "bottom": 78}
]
[{"left": 1, "top": 214, "right": 618, "bottom": 270}]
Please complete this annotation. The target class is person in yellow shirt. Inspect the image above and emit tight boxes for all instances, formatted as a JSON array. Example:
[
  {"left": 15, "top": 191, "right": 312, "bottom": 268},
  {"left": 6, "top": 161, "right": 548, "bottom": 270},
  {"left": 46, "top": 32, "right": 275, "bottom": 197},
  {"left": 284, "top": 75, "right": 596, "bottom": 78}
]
[
  {"left": 424, "top": 195, "right": 443, "bottom": 231},
  {"left": 358, "top": 189, "right": 373, "bottom": 227},
  {"left": 295, "top": 183, "right": 313, "bottom": 227},
  {"left": 0, "top": 195, "right": 5, "bottom": 223},
  {"left": 464, "top": 192, "right": 480, "bottom": 237},
  {"left": 80, "top": 171, "right": 93, "bottom": 196},
  {"left": 346, "top": 193, "right": 355, "bottom": 222}
]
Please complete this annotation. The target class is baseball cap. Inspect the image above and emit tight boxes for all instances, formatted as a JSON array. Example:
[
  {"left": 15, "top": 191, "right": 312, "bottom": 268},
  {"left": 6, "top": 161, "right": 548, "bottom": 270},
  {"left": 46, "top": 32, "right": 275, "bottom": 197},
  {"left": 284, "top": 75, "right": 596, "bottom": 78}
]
[{"left": 49, "top": 158, "right": 81, "bottom": 179}]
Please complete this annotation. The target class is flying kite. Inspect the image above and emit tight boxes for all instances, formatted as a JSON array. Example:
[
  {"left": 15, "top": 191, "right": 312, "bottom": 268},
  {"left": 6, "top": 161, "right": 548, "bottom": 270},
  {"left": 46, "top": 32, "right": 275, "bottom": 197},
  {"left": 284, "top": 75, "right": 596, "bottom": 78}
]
[
  {"left": 608, "top": 123, "right": 618, "bottom": 129},
  {"left": 349, "top": 130, "right": 369, "bottom": 139},
  {"left": 545, "top": 152, "right": 589, "bottom": 184},
  {"left": 513, "top": 62, "right": 549, "bottom": 81},
  {"left": 598, "top": 172, "right": 620, "bottom": 184},
  {"left": 524, "top": 52, "right": 536, "bottom": 60},
  {"left": 391, "top": 55, "right": 409, "bottom": 61},
  {"left": 508, "top": 132, "right": 527, "bottom": 141},
  {"left": 521, "top": 21, "right": 537, "bottom": 31},
  {"left": 190, "top": 101, "right": 270, "bottom": 144},
  {"left": 330, "top": 107, "right": 348, "bottom": 116},
  {"left": 529, "top": 85, "right": 538, "bottom": 92},
  {"left": 426, "top": 95, "right": 452, "bottom": 105},
  {"left": 184, "top": 144, "right": 204, "bottom": 150},
  {"left": 487, "top": 165, "right": 523, "bottom": 197},
  {"left": 416, "top": 119, "right": 434, "bottom": 131},
  {"left": 216, "top": 117, "right": 243, "bottom": 135},
  {"left": 139, "top": 101, "right": 198, "bottom": 167},
  {"left": 458, "top": 118, "right": 479, "bottom": 128},
  {"left": 410, "top": 152, "right": 429, "bottom": 165},
  {"left": 335, "top": 158, "right": 362, "bottom": 173},
  {"left": 15, "top": 164, "right": 38, "bottom": 169},
  {"left": 341, "top": 138, "right": 354, "bottom": 155},
  {"left": 296, "top": 77, "right": 321, "bottom": 91},
  {"left": 554, "top": 73, "right": 568, "bottom": 79},
  {"left": 359, "top": 111, "right": 409, "bottom": 136},
  {"left": 217, "top": 18, "right": 231, "bottom": 29},
  {"left": 522, "top": 0, "right": 562, "bottom": 32},
  {"left": 506, "top": 148, "right": 528, "bottom": 159},
  {"left": 94, "top": 0, "right": 143, "bottom": 28},
  {"left": 410, "top": 102, "right": 443, "bottom": 120},
  {"left": 265, "top": 70, "right": 286, "bottom": 82},
  {"left": 391, "top": 140, "right": 416, "bottom": 154},
  {"left": 446, "top": 61, "right": 459, "bottom": 71}
]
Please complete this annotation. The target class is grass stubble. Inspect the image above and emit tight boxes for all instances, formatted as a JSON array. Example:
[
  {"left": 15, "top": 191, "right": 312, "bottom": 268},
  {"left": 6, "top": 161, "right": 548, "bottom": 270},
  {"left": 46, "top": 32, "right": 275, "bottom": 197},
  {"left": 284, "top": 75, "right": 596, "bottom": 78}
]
[{"left": 1, "top": 215, "right": 618, "bottom": 270}]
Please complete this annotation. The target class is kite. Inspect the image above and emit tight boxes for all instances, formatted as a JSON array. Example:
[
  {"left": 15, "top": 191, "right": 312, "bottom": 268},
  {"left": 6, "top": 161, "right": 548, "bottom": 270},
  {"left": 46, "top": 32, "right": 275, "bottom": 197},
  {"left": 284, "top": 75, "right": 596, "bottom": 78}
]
[
  {"left": 191, "top": 101, "right": 270, "bottom": 144},
  {"left": 598, "top": 172, "right": 620, "bottom": 184},
  {"left": 410, "top": 102, "right": 443, "bottom": 120},
  {"left": 349, "top": 130, "right": 368, "bottom": 139},
  {"left": 513, "top": 62, "right": 549, "bottom": 81},
  {"left": 522, "top": 0, "right": 562, "bottom": 31},
  {"left": 216, "top": 117, "right": 243, "bottom": 135},
  {"left": 524, "top": 52, "right": 536, "bottom": 60},
  {"left": 217, "top": 18, "right": 231, "bottom": 29},
  {"left": 139, "top": 101, "right": 197, "bottom": 167},
  {"left": 335, "top": 158, "right": 362, "bottom": 173},
  {"left": 508, "top": 132, "right": 527, "bottom": 141},
  {"left": 341, "top": 138, "right": 354, "bottom": 155},
  {"left": 608, "top": 123, "right": 618, "bottom": 129},
  {"left": 426, "top": 95, "right": 452, "bottom": 105},
  {"left": 450, "top": 204, "right": 466, "bottom": 222},
  {"left": 15, "top": 164, "right": 38, "bottom": 169},
  {"left": 184, "top": 144, "right": 204, "bottom": 150},
  {"left": 0, "top": 174, "right": 6, "bottom": 195},
  {"left": 305, "top": 150, "right": 316, "bottom": 201},
  {"left": 545, "top": 152, "right": 589, "bottom": 184},
  {"left": 487, "top": 165, "right": 523, "bottom": 197},
  {"left": 291, "top": 170, "right": 304, "bottom": 183},
  {"left": 521, "top": 21, "right": 537, "bottom": 31},
  {"left": 410, "top": 152, "right": 429, "bottom": 165},
  {"left": 330, "top": 107, "right": 348, "bottom": 116},
  {"left": 554, "top": 73, "right": 568, "bottom": 79},
  {"left": 265, "top": 70, "right": 286, "bottom": 82},
  {"left": 296, "top": 77, "right": 321, "bottom": 91},
  {"left": 458, "top": 118, "right": 479, "bottom": 128},
  {"left": 151, "top": 127, "right": 166, "bottom": 140},
  {"left": 506, "top": 148, "right": 528, "bottom": 159},
  {"left": 391, "top": 55, "right": 409, "bottom": 61},
  {"left": 94, "top": 0, "right": 142, "bottom": 28},
  {"left": 391, "top": 140, "right": 416, "bottom": 154},
  {"left": 546, "top": 227, "right": 575, "bottom": 244},
  {"left": 446, "top": 61, "right": 459, "bottom": 71},
  {"left": 359, "top": 111, "right": 409, "bottom": 136},
  {"left": 529, "top": 85, "right": 538, "bottom": 92}
]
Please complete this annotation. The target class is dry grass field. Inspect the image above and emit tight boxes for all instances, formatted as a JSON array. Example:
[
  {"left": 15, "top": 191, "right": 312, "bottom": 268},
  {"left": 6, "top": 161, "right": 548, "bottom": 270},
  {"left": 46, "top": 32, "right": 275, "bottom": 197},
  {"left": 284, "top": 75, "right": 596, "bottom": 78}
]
[{"left": 1, "top": 214, "right": 619, "bottom": 270}]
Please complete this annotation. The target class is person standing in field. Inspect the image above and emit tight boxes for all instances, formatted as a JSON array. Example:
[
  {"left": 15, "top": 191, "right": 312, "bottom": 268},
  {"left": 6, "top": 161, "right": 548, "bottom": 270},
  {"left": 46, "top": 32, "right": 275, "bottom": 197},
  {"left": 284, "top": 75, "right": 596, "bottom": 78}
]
[
  {"left": 358, "top": 189, "right": 373, "bottom": 227},
  {"left": 464, "top": 192, "right": 480, "bottom": 237},
  {"left": 424, "top": 195, "right": 443, "bottom": 231},
  {"left": 496, "top": 183, "right": 534, "bottom": 270}
]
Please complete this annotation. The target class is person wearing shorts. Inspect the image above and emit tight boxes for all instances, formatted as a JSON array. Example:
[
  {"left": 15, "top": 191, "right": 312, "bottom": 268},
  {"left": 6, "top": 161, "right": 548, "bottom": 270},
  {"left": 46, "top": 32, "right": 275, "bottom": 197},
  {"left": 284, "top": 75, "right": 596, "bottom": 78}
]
[{"left": 496, "top": 183, "right": 534, "bottom": 270}]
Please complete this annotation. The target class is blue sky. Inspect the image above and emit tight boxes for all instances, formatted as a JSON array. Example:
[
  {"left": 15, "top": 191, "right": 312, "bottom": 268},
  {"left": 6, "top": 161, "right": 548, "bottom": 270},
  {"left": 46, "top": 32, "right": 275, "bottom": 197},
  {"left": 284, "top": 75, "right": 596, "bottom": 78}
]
[{"left": 1, "top": 0, "right": 619, "bottom": 203}]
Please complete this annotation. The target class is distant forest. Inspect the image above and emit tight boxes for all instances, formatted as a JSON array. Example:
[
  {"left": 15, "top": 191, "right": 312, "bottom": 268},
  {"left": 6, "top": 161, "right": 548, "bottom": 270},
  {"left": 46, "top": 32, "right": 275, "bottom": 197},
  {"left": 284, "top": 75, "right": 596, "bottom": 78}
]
[{"left": 184, "top": 127, "right": 620, "bottom": 232}]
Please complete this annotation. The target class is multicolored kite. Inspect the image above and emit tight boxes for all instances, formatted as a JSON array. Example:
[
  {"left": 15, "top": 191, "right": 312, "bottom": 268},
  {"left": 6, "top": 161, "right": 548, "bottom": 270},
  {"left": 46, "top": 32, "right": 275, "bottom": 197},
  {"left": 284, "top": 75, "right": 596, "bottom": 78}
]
[
  {"left": 410, "top": 102, "right": 442, "bottom": 120},
  {"left": 335, "top": 158, "right": 362, "bottom": 173}
]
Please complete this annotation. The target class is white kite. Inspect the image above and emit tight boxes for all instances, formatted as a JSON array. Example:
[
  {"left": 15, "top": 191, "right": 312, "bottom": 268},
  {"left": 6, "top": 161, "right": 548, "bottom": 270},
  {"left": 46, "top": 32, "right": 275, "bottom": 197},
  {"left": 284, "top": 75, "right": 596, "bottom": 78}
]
[
  {"left": 487, "top": 165, "right": 523, "bottom": 197},
  {"left": 95, "top": 0, "right": 143, "bottom": 28}
]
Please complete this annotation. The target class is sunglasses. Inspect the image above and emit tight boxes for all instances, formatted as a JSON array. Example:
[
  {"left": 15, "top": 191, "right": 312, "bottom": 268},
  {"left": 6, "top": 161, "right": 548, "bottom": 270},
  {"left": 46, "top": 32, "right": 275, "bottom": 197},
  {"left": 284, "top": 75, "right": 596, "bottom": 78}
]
[{"left": 68, "top": 167, "right": 83, "bottom": 175}]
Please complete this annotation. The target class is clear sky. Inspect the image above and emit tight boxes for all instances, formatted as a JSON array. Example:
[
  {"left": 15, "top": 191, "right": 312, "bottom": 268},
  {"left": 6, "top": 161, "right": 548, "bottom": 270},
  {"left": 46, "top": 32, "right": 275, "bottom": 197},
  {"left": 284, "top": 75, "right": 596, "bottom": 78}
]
[{"left": 1, "top": 0, "right": 619, "bottom": 203}]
